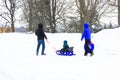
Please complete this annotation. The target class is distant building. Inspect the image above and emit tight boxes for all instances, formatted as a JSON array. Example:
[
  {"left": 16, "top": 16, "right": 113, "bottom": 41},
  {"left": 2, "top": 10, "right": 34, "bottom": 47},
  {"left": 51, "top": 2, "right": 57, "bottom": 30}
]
[{"left": 0, "top": 27, "right": 12, "bottom": 33}]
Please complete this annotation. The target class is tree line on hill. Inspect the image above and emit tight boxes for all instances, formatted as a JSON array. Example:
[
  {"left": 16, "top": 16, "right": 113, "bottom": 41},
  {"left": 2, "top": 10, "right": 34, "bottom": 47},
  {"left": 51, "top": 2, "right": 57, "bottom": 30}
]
[{"left": 0, "top": 0, "right": 119, "bottom": 33}]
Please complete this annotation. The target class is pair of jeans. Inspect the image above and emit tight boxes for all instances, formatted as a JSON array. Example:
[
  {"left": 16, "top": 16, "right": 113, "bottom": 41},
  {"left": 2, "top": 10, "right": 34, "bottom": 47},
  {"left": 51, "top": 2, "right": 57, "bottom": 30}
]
[
  {"left": 84, "top": 39, "right": 93, "bottom": 56},
  {"left": 36, "top": 40, "right": 45, "bottom": 55}
]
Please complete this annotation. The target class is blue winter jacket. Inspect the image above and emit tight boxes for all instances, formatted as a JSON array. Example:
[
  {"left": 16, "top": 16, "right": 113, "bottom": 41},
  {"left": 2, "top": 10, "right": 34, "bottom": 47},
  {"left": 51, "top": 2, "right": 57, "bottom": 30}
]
[
  {"left": 63, "top": 40, "right": 69, "bottom": 49},
  {"left": 81, "top": 23, "right": 91, "bottom": 40}
]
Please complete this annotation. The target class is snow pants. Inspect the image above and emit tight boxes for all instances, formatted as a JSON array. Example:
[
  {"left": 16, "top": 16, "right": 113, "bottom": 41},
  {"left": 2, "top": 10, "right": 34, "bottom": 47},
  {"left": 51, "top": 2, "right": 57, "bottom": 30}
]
[{"left": 84, "top": 39, "right": 93, "bottom": 56}]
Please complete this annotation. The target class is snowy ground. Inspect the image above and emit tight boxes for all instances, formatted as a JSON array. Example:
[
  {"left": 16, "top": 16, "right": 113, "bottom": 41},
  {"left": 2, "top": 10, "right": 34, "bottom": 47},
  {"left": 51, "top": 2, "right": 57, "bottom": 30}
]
[{"left": 0, "top": 28, "right": 120, "bottom": 80}]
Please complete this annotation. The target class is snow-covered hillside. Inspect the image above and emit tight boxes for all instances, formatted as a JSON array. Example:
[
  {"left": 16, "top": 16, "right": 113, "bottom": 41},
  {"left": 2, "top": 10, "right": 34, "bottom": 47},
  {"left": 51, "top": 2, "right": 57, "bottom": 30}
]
[{"left": 0, "top": 28, "right": 120, "bottom": 80}]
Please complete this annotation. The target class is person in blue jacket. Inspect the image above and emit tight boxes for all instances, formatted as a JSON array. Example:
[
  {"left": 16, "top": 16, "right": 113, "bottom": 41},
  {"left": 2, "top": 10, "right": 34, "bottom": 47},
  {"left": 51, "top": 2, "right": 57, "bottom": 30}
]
[
  {"left": 81, "top": 22, "right": 94, "bottom": 56},
  {"left": 35, "top": 23, "right": 47, "bottom": 56},
  {"left": 60, "top": 40, "right": 69, "bottom": 53}
]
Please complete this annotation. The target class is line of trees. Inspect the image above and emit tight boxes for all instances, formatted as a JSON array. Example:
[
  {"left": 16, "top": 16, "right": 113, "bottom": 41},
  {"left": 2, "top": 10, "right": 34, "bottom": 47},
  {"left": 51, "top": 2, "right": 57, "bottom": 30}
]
[
  {"left": 0, "top": 0, "right": 20, "bottom": 32},
  {"left": 0, "top": 0, "right": 119, "bottom": 33}
]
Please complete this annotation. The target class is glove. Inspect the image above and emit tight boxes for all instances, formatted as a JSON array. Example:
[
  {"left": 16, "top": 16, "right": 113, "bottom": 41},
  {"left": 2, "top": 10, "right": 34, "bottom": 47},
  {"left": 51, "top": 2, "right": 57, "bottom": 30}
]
[{"left": 81, "top": 38, "right": 83, "bottom": 41}]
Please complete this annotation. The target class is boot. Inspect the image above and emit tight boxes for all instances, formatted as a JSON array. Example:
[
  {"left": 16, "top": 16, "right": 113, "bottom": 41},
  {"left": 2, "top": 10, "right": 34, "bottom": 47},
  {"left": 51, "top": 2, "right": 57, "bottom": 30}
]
[{"left": 90, "top": 52, "right": 94, "bottom": 56}]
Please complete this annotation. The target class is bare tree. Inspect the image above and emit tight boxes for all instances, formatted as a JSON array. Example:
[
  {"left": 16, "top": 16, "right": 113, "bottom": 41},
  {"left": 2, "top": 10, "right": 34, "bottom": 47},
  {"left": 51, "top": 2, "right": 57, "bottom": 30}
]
[
  {"left": 118, "top": 0, "right": 120, "bottom": 26},
  {"left": 37, "top": 0, "right": 74, "bottom": 33},
  {"left": 47, "top": 0, "right": 73, "bottom": 33},
  {"left": 21, "top": 0, "right": 50, "bottom": 32},
  {"left": 21, "top": 0, "right": 74, "bottom": 33},
  {"left": 21, "top": 0, "right": 34, "bottom": 31},
  {"left": 75, "top": 0, "right": 117, "bottom": 32},
  {"left": 0, "top": 0, "right": 20, "bottom": 32}
]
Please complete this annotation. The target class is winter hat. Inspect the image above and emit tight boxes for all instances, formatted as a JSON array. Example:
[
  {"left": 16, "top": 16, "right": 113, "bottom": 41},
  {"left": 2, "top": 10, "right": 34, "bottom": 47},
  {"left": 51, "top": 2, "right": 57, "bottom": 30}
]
[{"left": 38, "top": 23, "right": 43, "bottom": 29}]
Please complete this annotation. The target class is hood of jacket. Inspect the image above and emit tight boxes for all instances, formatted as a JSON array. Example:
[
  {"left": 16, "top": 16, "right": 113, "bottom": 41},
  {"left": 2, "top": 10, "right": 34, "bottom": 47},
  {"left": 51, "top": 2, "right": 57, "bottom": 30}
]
[
  {"left": 64, "top": 40, "right": 67, "bottom": 45},
  {"left": 84, "top": 23, "right": 89, "bottom": 29},
  {"left": 38, "top": 23, "right": 43, "bottom": 29}
]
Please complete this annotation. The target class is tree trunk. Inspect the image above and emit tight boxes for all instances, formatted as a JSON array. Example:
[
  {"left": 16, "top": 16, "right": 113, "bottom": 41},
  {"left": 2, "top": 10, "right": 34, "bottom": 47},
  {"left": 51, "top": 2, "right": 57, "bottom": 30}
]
[
  {"left": 48, "top": 0, "right": 56, "bottom": 33},
  {"left": 51, "top": 0, "right": 57, "bottom": 33},
  {"left": 28, "top": 0, "right": 33, "bottom": 31},
  {"left": 79, "top": 0, "right": 86, "bottom": 33},
  {"left": 118, "top": 0, "right": 120, "bottom": 26},
  {"left": 11, "top": 21, "right": 15, "bottom": 32}
]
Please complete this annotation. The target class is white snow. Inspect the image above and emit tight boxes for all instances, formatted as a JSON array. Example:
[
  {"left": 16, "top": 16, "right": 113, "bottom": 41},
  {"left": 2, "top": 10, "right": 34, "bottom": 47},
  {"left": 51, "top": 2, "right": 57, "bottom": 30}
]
[{"left": 0, "top": 28, "right": 120, "bottom": 80}]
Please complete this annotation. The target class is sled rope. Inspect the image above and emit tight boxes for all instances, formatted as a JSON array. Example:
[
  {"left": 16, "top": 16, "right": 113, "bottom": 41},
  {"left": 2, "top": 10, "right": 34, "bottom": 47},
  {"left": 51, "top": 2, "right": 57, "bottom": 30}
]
[{"left": 46, "top": 40, "right": 57, "bottom": 52}]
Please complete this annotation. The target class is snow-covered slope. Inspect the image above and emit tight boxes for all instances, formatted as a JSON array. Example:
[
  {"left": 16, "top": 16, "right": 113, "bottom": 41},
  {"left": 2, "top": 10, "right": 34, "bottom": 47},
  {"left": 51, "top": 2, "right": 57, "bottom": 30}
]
[{"left": 0, "top": 28, "right": 120, "bottom": 80}]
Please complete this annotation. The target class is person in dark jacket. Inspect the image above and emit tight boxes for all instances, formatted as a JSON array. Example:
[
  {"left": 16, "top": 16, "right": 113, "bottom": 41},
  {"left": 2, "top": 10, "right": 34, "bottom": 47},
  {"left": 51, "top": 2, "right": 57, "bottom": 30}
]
[
  {"left": 60, "top": 40, "right": 69, "bottom": 53},
  {"left": 35, "top": 23, "right": 47, "bottom": 56},
  {"left": 81, "top": 22, "right": 94, "bottom": 56}
]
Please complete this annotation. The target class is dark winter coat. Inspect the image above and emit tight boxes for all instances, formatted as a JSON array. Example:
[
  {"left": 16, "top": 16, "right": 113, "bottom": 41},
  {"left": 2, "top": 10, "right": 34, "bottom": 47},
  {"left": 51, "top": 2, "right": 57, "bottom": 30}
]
[
  {"left": 35, "top": 23, "right": 47, "bottom": 40},
  {"left": 63, "top": 40, "right": 69, "bottom": 50},
  {"left": 81, "top": 23, "right": 91, "bottom": 40}
]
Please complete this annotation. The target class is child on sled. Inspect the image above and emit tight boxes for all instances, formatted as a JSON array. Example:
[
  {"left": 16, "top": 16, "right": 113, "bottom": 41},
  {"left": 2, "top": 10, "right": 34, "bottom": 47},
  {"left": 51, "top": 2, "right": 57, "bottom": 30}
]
[
  {"left": 60, "top": 40, "right": 69, "bottom": 53},
  {"left": 57, "top": 40, "right": 74, "bottom": 55}
]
